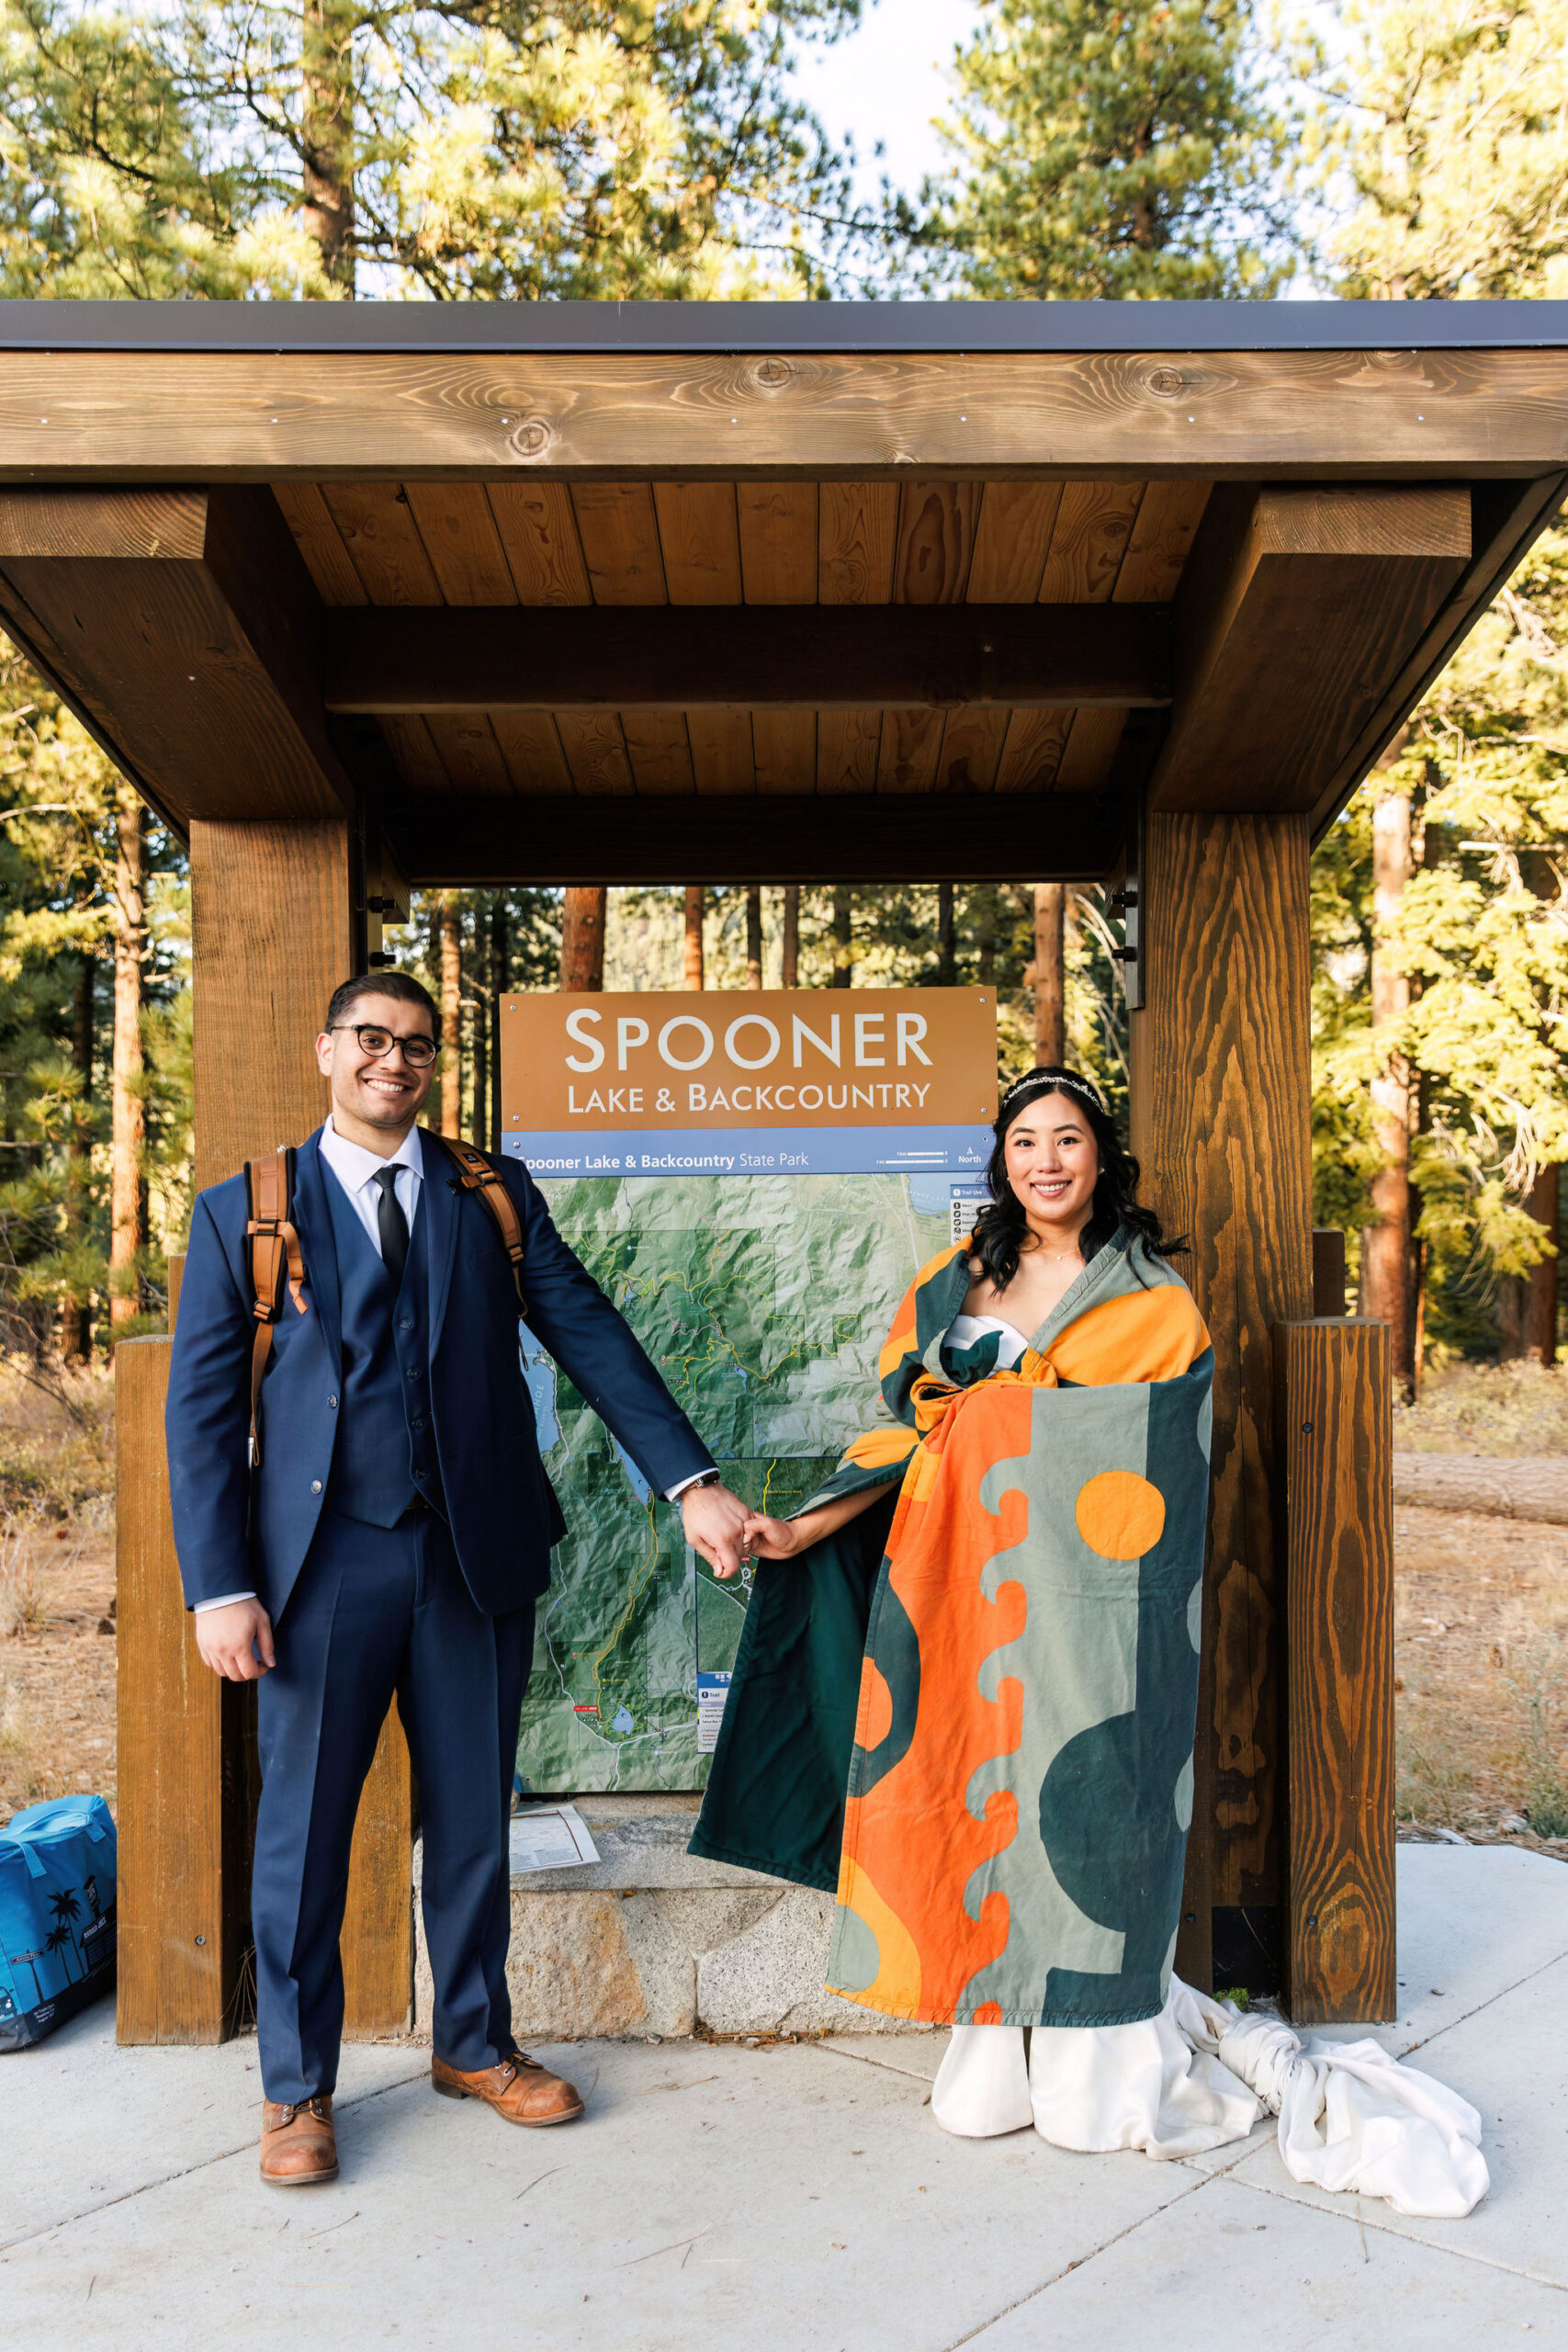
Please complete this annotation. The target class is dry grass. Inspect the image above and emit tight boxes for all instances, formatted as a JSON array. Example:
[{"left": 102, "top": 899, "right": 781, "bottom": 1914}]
[
  {"left": 1395, "top": 1502, "right": 1568, "bottom": 1846},
  {"left": 0, "top": 1363, "right": 117, "bottom": 1816},
  {"left": 0, "top": 1360, "right": 115, "bottom": 1516},
  {"left": 0, "top": 1667, "right": 35, "bottom": 1766},
  {"left": 0, "top": 1509, "right": 55, "bottom": 1640},
  {"left": 1394, "top": 1361, "right": 1568, "bottom": 1457}
]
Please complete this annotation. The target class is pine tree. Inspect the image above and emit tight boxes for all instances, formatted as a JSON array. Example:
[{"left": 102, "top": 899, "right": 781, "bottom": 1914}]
[
  {"left": 683, "top": 887, "right": 705, "bottom": 990},
  {"left": 0, "top": 0, "right": 863, "bottom": 299},
  {"left": 927, "top": 0, "right": 1288, "bottom": 297},
  {"left": 0, "top": 0, "right": 325, "bottom": 295},
  {"left": 1325, "top": 0, "right": 1568, "bottom": 300},
  {"left": 0, "top": 653, "right": 186, "bottom": 1365},
  {"left": 108, "top": 784, "right": 146, "bottom": 1326},
  {"left": 1316, "top": 0, "right": 1568, "bottom": 1363},
  {"left": 558, "top": 888, "right": 606, "bottom": 991},
  {"left": 780, "top": 886, "right": 799, "bottom": 988},
  {"left": 1032, "top": 886, "right": 1065, "bottom": 1064}
]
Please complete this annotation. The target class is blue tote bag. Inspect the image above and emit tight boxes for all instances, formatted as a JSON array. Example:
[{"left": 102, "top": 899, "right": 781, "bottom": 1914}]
[{"left": 0, "top": 1795, "right": 117, "bottom": 2050}]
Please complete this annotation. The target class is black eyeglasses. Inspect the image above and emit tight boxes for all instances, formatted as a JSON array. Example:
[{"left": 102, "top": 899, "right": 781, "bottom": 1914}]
[{"left": 331, "top": 1023, "right": 438, "bottom": 1069}]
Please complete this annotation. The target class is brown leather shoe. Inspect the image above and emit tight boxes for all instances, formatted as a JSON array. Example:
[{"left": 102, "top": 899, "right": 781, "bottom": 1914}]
[
  {"left": 260, "top": 2094, "right": 337, "bottom": 2186},
  {"left": 432, "top": 2049, "right": 584, "bottom": 2127}
]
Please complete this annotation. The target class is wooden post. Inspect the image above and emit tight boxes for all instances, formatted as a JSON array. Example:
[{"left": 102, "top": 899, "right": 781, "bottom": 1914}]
[
  {"left": 341, "top": 1702, "right": 416, "bottom": 2034},
  {"left": 117, "top": 1335, "right": 252, "bottom": 2042},
  {"left": 119, "top": 814, "right": 415, "bottom": 2042},
  {"left": 191, "top": 819, "right": 353, "bottom": 1187},
  {"left": 1130, "top": 811, "right": 1314, "bottom": 1996},
  {"left": 1275, "top": 1318, "right": 1395, "bottom": 2022}
]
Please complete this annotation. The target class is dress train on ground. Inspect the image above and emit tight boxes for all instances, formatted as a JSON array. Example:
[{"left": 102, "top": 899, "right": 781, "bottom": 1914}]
[{"left": 930, "top": 1975, "right": 1488, "bottom": 2221}]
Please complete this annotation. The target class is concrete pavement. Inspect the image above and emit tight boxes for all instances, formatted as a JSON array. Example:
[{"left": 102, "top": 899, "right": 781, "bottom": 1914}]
[{"left": 2, "top": 1844, "right": 1563, "bottom": 2350}]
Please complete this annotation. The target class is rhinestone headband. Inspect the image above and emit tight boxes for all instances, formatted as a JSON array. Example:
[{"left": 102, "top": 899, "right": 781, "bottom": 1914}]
[{"left": 998, "top": 1069, "right": 1105, "bottom": 1118}]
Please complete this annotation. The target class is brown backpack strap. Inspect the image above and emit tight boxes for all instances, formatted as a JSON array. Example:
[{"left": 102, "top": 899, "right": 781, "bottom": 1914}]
[
  {"left": 433, "top": 1136, "right": 528, "bottom": 1317},
  {"left": 243, "top": 1146, "right": 307, "bottom": 1469}
]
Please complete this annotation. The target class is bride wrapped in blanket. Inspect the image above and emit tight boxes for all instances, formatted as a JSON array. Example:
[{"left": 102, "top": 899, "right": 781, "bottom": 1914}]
[{"left": 690, "top": 1066, "right": 1487, "bottom": 2222}]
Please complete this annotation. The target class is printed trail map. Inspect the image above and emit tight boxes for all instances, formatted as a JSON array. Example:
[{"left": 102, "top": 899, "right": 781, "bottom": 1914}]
[{"left": 514, "top": 1170, "right": 955, "bottom": 1793}]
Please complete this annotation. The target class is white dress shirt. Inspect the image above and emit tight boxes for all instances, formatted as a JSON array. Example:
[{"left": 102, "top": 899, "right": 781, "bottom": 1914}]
[
  {"left": 196, "top": 1119, "right": 708, "bottom": 1612},
  {"left": 317, "top": 1115, "right": 425, "bottom": 1254}
]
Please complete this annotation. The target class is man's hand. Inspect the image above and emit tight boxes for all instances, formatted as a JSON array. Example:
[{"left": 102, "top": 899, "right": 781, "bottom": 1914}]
[
  {"left": 680, "top": 1480, "right": 750, "bottom": 1581},
  {"left": 194, "top": 1598, "right": 276, "bottom": 1681}
]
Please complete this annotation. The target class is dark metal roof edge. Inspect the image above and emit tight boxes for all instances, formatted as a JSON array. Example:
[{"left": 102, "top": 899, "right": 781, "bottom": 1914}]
[{"left": 4, "top": 297, "right": 1568, "bottom": 356}]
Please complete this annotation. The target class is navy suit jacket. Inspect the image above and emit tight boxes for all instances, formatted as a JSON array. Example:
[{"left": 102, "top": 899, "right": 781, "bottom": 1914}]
[{"left": 165, "top": 1126, "right": 714, "bottom": 1620}]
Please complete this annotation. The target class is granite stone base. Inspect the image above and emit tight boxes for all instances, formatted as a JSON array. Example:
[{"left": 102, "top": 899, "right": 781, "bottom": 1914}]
[{"left": 410, "top": 1795, "right": 930, "bottom": 2042}]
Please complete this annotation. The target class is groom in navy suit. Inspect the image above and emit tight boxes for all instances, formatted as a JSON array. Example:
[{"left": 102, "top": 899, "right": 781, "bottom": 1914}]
[{"left": 166, "top": 973, "right": 748, "bottom": 2188}]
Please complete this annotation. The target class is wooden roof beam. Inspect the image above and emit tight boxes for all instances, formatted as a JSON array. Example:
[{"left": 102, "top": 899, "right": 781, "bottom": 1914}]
[
  {"left": 2, "top": 349, "right": 1568, "bottom": 479},
  {"left": 0, "top": 485, "right": 354, "bottom": 829},
  {"left": 1303, "top": 469, "right": 1568, "bottom": 835},
  {"left": 325, "top": 604, "right": 1169, "bottom": 715},
  {"left": 385, "top": 791, "right": 1123, "bottom": 887},
  {"left": 1151, "top": 484, "right": 1471, "bottom": 814}
]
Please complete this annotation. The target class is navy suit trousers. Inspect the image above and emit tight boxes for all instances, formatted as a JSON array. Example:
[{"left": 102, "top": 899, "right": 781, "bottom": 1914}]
[{"left": 253, "top": 1506, "right": 534, "bottom": 2103}]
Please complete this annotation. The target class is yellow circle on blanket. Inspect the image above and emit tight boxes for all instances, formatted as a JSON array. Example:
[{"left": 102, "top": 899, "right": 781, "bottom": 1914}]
[{"left": 1075, "top": 1470, "right": 1166, "bottom": 1560}]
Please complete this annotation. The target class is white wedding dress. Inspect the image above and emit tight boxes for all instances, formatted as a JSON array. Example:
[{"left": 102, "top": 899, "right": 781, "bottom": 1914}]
[
  {"left": 931, "top": 1981, "right": 1488, "bottom": 2219},
  {"left": 930, "top": 1317, "right": 1488, "bottom": 2222}
]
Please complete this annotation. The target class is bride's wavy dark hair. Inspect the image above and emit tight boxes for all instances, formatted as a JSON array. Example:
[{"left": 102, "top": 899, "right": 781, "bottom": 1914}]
[{"left": 968, "top": 1066, "right": 1182, "bottom": 1292}]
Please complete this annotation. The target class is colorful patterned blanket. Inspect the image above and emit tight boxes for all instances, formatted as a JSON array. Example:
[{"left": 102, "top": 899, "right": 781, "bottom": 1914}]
[{"left": 690, "top": 1227, "right": 1213, "bottom": 2029}]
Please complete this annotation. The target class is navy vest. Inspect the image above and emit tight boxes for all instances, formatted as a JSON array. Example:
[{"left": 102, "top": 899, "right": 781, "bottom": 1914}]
[{"left": 321, "top": 1166, "right": 443, "bottom": 1527}]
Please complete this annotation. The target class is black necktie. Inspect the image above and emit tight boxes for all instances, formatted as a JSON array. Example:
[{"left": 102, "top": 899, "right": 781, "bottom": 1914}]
[{"left": 373, "top": 1166, "right": 410, "bottom": 1289}]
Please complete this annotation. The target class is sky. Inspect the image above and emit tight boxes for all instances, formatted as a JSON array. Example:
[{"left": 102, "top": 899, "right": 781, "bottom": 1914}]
[
  {"left": 789, "top": 0, "right": 976, "bottom": 209},
  {"left": 788, "top": 0, "right": 1333, "bottom": 297}
]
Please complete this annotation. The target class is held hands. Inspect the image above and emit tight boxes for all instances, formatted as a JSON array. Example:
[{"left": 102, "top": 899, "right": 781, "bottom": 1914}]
[
  {"left": 194, "top": 1597, "right": 276, "bottom": 1681},
  {"left": 679, "top": 1480, "right": 751, "bottom": 1581},
  {"left": 739, "top": 1512, "right": 803, "bottom": 1561}
]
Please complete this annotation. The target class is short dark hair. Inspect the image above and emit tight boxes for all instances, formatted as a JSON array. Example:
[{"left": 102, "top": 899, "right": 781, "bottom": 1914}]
[{"left": 325, "top": 971, "right": 441, "bottom": 1040}]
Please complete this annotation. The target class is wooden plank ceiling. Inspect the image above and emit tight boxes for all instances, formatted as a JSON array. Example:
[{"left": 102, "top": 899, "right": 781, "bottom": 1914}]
[{"left": 275, "top": 476, "right": 1213, "bottom": 801}]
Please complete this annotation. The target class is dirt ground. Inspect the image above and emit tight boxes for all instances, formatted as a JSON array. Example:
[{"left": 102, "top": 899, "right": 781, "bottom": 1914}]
[
  {"left": 1, "top": 1365, "right": 1565, "bottom": 1852},
  {"left": 1394, "top": 1502, "right": 1568, "bottom": 1843}
]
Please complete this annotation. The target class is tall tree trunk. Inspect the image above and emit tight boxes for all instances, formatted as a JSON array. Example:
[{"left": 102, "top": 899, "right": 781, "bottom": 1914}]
[
  {"left": 781, "top": 886, "right": 799, "bottom": 989},
  {"left": 976, "top": 886, "right": 996, "bottom": 988},
  {"left": 936, "top": 882, "right": 956, "bottom": 986},
  {"left": 109, "top": 790, "right": 145, "bottom": 1328},
  {"left": 1365, "top": 789, "right": 1416, "bottom": 1397},
  {"left": 68, "top": 948, "right": 95, "bottom": 1359},
  {"left": 682, "top": 887, "right": 704, "bottom": 989},
  {"left": 560, "top": 887, "right": 606, "bottom": 991},
  {"left": 1524, "top": 1162, "right": 1560, "bottom": 1368},
  {"left": 301, "top": 0, "right": 356, "bottom": 292},
  {"left": 1032, "top": 883, "right": 1065, "bottom": 1065},
  {"left": 470, "top": 893, "right": 489, "bottom": 1153},
  {"left": 490, "top": 897, "right": 509, "bottom": 1155},
  {"left": 746, "top": 887, "right": 763, "bottom": 989},
  {"left": 831, "top": 887, "right": 853, "bottom": 989},
  {"left": 439, "top": 893, "right": 463, "bottom": 1140}
]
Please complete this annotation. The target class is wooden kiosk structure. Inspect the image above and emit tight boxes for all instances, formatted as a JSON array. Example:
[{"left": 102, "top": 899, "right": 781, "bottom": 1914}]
[{"left": 1, "top": 297, "right": 1562, "bottom": 2043}]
